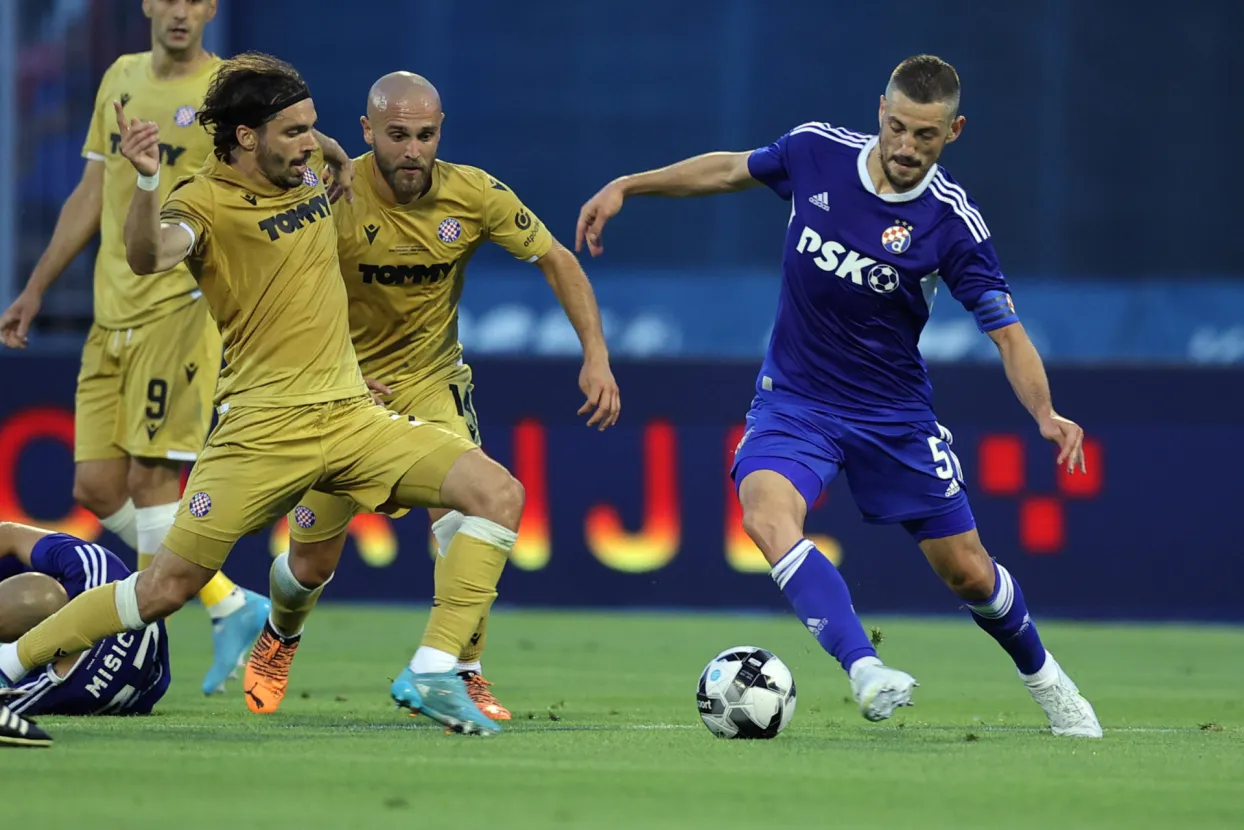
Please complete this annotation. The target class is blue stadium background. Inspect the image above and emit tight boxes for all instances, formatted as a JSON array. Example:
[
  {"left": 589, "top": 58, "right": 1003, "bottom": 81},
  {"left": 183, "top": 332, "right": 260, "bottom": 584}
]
[{"left": 1, "top": 1, "right": 1241, "bottom": 620}]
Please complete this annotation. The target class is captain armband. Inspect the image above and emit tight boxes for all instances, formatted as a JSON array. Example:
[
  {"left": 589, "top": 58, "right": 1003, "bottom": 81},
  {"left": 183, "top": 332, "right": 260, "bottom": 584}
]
[{"left": 973, "top": 289, "right": 1019, "bottom": 333}]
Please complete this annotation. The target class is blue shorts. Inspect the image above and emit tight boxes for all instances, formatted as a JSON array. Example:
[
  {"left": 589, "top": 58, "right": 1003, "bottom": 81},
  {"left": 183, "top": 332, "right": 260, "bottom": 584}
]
[{"left": 730, "top": 394, "right": 977, "bottom": 542}]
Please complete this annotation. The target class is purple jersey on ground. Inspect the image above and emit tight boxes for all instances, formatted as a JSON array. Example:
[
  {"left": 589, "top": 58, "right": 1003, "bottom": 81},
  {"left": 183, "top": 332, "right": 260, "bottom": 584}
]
[
  {"left": 747, "top": 121, "right": 1017, "bottom": 422},
  {"left": 5, "top": 534, "right": 169, "bottom": 716}
]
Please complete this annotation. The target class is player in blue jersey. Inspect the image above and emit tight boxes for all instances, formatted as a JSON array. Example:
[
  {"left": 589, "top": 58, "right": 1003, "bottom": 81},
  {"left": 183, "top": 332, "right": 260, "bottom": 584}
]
[
  {"left": 0, "top": 522, "right": 169, "bottom": 717},
  {"left": 576, "top": 55, "right": 1100, "bottom": 738}
]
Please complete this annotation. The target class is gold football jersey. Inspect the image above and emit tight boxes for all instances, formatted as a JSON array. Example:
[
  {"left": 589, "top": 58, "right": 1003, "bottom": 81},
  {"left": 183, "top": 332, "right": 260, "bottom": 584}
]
[
  {"left": 160, "top": 152, "right": 366, "bottom": 408},
  {"left": 82, "top": 52, "right": 221, "bottom": 329},
  {"left": 334, "top": 154, "right": 554, "bottom": 383}
]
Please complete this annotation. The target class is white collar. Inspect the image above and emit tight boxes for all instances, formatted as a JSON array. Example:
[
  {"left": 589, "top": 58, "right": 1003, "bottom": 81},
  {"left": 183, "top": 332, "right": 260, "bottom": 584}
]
[{"left": 856, "top": 136, "right": 938, "bottom": 203}]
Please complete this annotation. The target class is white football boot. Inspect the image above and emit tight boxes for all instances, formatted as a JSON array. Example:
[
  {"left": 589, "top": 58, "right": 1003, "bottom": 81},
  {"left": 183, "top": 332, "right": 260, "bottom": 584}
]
[
  {"left": 850, "top": 659, "right": 919, "bottom": 722},
  {"left": 1022, "top": 650, "right": 1102, "bottom": 738}
]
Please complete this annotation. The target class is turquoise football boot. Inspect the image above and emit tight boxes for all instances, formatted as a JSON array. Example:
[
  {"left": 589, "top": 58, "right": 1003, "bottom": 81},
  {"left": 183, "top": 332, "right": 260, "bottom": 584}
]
[
  {"left": 202, "top": 588, "right": 270, "bottom": 695},
  {"left": 390, "top": 668, "right": 501, "bottom": 736}
]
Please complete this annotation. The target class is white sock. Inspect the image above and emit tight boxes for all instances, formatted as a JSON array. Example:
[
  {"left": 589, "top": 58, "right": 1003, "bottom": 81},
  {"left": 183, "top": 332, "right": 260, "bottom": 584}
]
[
  {"left": 268, "top": 551, "right": 326, "bottom": 637},
  {"left": 847, "top": 656, "right": 883, "bottom": 682},
  {"left": 410, "top": 647, "right": 457, "bottom": 675},
  {"left": 113, "top": 572, "right": 146, "bottom": 629},
  {"left": 0, "top": 643, "right": 28, "bottom": 685},
  {"left": 207, "top": 587, "right": 247, "bottom": 620},
  {"left": 455, "top": 660, "right": 482, "bottom": 675},
  {"left": 431, "top": 510, "right": 466, "bottom": 558},
  {"left": 1020, "top": 650, "right": 1057, "bottom": 686},
  {"left": 100, "top": 499, "right": 139, "bottom": 551},
  {"left": 458, "top": 515, "right": 518, "bottom": 550},
  {"left": 135, "top": 502, "right": 178, "bottom": 562}
]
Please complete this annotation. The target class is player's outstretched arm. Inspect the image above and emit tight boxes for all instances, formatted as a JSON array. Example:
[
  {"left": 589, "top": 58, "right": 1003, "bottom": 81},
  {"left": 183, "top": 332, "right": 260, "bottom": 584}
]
[
  {"left": 576, "top": 151, "right": 758, "bottom": 257},
  {"left": 111, "top": 102, "right": 192, "bottom": 275},
  {"left": 0, "top": 160, "right": 103, "bottom": 349},
  {"left": 0, "top": 523, "right": 54, "bottom": 567},
  {"left": 535, "top": 242, "right": 620, "bottom": 429},
  {"left": 988, "top": 322, "right": 1086, "bottom": 474}
]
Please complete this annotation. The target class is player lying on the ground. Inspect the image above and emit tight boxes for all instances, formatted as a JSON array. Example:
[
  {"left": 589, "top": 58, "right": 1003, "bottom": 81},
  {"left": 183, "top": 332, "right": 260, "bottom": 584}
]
[
  {"left": 0, "top": 53, "right": 520, "bottom": 737},
  {"left": 0, "top": 0, "right": 271, "bottom": 696},
  {"left": 245, "top": 71, "right": 621, "bottom": 720},
  {"left": 576, "top": 54, "right": 1100, "bottom": 737},
  {"left": 0, "top": 522, "right": 169, "bottom": 717}
]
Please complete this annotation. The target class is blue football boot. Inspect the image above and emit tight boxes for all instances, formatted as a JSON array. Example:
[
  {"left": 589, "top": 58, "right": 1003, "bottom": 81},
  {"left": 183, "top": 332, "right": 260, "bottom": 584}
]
[
  {"left": 390, "top": 668, "right": 502, "bottom": 736},
  {"left": 202, "top": 588, "right": 270, "bottom": 695}
]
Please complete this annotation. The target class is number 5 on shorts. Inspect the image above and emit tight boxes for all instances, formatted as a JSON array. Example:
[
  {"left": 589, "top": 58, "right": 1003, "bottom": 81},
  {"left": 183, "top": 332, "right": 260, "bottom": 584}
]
[{"left": 926, "top": 427, "right": 963, "bottom": 481}]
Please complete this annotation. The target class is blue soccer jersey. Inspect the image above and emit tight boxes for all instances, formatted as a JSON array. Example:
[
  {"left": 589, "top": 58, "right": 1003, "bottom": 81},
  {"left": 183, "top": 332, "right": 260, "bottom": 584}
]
[
  {"left": 733, "top": 122, "right": 1020, "bottom": 536},
  {"left": 747, "top": 122, "right": 1017, "bottom": 422},
  {"left": 5, "top": 534, "right": 170, "bottom": 716}
]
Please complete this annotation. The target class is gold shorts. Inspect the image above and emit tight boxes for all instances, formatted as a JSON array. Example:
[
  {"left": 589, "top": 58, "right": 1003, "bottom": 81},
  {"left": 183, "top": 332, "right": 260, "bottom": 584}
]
[
  {"left": 289, "top": 364, "right": 480, "bottom": 544},
  {"left": 162, "top": 394, "right": 475, "bottom": 570},
  {"left": 74, "top": 297, "right": 221, "bottom": 463}
]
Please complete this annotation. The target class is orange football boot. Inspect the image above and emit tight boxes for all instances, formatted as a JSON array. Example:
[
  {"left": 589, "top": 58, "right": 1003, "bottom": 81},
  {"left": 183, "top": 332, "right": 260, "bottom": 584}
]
[
  {"left": 463, "top": 672, "right": 511, "bottom": 721},
  {"left": 243, "top": 621, "right": 300, "bottom": 714}
]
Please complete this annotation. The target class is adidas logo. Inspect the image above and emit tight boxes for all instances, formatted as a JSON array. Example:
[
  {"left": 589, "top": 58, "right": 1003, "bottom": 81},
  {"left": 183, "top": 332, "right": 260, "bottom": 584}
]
[
  {"left": 808, "top": 192, "right": 830, "bottom": 212},
  {"left": 805, "top": 617, "right": 827, "bottom": 637},
  {"left": 1017, "top": 613, "right": 1032, "bottom": 637},
  {"left": 945, "top": 479, "right": 961, "bottom": 497}
]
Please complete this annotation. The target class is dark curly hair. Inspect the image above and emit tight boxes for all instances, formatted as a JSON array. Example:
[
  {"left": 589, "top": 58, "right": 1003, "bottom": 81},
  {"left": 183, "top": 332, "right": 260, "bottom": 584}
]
[{"left": 198, "top": 52, "right": 311, "bottom": 160}]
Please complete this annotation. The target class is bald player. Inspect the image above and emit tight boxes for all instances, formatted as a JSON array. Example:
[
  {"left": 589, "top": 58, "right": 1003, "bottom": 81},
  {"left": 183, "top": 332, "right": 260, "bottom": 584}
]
[
  {"left": 243, "top": 72, "right": 620, "bottom": 718},
  {"left": 0, "top": 53, "right": 530, "bottom": 736},
  {"left": 0, "top": 0, "right": 269, "bottom": 696}
]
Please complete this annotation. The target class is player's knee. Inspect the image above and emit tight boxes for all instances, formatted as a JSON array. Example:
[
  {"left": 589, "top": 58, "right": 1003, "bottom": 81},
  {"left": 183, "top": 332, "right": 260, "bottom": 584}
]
[
  {"left": 72, "top": 470, "right": 126, "bottom": 518},
  {"left": 288, "top": 537, "right": 343, "bottom": 588},
  {"left": 439, "top": 450, "right": 525, "bottom": 531},
  {"left": 741, "top": 506, "right": 801, "bottom": 563},
  {"left": 126, "top": 458, "right": 181, "bottom": 505},
  {"left": 934, "top": 541, "right": 995, "bottom": 601},
  {"left": 474, "top": 472, "right": 525, "bottom": 531},
  {"left": 290, "top": 559, "right": 335, "bottom": 589},
  {"left": 457, "top": 470, "right": 524, "bottom": 532},
  {"left": 948, "top": 561, "right": 995, "bottom": 601}
]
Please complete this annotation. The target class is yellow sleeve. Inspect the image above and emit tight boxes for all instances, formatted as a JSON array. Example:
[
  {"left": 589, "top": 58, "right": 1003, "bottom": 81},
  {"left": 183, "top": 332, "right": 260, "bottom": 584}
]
[
  {"left": 160, "top": 177, "right": 215, "bottom": 258},
  {"left": 483, "top": 176, "right": 554, "bottom": 262},
  {"left": 81, "top": 61, "right": 120, "bottom": 161}
]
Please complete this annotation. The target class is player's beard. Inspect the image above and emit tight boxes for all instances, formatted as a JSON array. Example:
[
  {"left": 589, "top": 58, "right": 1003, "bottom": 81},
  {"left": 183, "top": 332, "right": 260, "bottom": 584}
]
[
  {"left": 376, "top": 153, "right": 428, "bottom": 203},
  {"left": 879, "top": 139, "right": 929, "bottom": 191},
  {"left": 881, "top": 154, "right": 926, "bottom": 190},
  {"left": 257, "top": 139, "right": 310, "bottom": 190}
]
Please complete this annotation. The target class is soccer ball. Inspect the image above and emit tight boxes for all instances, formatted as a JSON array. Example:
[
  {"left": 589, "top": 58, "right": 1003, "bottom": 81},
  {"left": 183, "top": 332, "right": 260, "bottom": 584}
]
[
  {"left": 867, "top": 263, "right": 900, "bottom": 294},
  {"left": 696, "top": 646, "right": 796, "bottom": 739}
]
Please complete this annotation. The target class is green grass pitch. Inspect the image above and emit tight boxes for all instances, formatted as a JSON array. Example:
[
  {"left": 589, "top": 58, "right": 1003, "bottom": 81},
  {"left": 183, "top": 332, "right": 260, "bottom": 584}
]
[{"left": 3, "top": 607, "right": 1242, "bottom": 829}]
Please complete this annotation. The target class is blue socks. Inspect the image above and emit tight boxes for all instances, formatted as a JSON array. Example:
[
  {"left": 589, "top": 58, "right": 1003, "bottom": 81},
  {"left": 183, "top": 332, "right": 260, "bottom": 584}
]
[
  {"left": 772, "top": 543, "right": 1048, "bottom": 678},
  {"left": 771, "top": 540, "right": 877, "bottom": 674},
  {"left": 966, "top": 561, "right": 1047, "bottom": 675}
]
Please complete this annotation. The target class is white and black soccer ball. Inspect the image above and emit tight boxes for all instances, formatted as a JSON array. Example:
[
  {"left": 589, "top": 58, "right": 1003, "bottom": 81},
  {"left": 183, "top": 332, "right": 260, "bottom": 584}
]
[
  {"left": 867, "top": 263, "right": 900, "bottom": 294},
  {"left": 696, "top": 646, "right": 796, "bottom": 739}
]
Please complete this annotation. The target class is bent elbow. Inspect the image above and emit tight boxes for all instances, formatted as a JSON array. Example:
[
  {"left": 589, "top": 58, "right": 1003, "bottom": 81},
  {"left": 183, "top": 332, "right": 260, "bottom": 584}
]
[{"left": 126, "top": 249, "right": 157, "bottom": 275}]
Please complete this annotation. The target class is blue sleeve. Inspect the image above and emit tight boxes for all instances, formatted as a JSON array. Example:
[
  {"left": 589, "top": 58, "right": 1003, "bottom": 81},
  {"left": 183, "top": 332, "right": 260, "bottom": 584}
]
[
  {"left": 747, "top": 132, "right": 793, "bottom": 200},
  {"left": 940, "top": 234, "right": 1018, "bottom": 333},
  {"left": 30, "top": 534, "right": 132, "bottom": 598}
]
